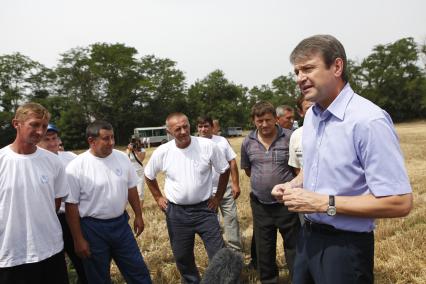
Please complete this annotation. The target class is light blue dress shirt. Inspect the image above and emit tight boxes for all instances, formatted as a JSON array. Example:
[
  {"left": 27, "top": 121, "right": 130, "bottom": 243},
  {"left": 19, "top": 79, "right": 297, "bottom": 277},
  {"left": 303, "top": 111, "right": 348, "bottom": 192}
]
[{"left": 303, "top": 84, "right": 412, "bottom": 232}]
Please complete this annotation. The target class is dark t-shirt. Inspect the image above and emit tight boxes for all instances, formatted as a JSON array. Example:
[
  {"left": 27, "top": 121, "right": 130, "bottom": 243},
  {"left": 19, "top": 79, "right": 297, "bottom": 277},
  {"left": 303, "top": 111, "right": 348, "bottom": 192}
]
[{"left": 240, "top": 126, "right": 294, "bottom": 203}]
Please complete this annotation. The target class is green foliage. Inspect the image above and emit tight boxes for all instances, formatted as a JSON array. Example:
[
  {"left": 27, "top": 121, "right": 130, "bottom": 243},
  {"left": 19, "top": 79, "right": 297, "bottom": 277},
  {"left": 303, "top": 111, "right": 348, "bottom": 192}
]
[
  {"left": 357, "top": 38, "right": 425, "bottom": 121},
  {"left": 54, "top": 44, "right": 187, "bottom": 147},
  {"left": 1, "top": 37, "right": 425, "bottom": 148},
  {"left": 187, "top": 70, "right": 249, "bottom": 129},
  {"left": 136, "top": 55, "right": 188, "bottom": 126},
  {"left": 57, "top": 103, "right": 88, "bottom": 150}
]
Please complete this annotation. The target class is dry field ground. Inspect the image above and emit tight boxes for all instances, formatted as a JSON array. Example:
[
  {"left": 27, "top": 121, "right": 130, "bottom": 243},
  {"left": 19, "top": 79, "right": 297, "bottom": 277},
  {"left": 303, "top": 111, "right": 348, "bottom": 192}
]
[{"left": 78, "top": 121, "right": 425, "bottom": 284}]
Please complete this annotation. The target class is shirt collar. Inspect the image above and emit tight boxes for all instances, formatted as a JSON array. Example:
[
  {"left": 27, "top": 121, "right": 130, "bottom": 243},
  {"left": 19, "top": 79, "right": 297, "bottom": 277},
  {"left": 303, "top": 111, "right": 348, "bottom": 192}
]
[
  {"left": 248, "top": 125, "right": 286, "bottom": 141},
  {"left": 312, "top": 83, "right": 354, "bottom": 121}
]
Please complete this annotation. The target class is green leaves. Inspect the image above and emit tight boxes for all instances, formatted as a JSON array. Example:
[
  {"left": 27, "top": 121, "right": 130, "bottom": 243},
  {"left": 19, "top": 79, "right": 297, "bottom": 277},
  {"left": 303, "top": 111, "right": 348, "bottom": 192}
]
[{"left": 0, "top": 37, "right": 425, "bottom": 148}]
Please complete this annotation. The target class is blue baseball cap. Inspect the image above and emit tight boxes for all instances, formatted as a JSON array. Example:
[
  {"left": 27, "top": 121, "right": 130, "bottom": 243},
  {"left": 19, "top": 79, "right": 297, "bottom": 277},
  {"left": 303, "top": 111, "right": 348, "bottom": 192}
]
[{"left": 47, "top": 123, "right": 59, "bottom": 133}]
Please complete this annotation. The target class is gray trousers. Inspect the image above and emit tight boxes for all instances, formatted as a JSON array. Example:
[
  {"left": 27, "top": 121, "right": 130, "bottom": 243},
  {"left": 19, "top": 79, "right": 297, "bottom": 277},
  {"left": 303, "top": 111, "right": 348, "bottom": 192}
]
[
  {"left": 166, "top": 200, "right": 225, "bottom": 284},
  {"left": 218, "top": 185, "right": 242, "bottom": 251}
]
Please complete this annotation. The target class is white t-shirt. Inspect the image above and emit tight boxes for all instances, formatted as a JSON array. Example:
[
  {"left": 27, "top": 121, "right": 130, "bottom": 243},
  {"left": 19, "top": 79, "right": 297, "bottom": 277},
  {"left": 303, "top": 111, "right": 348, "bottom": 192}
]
[
  {"left": 211, "top": 135, "right": 236, "bottom": 194},
  {"left": 0, "top": 145, "right": 69, "bottom": 267},
  {"left": 58, "top": 151, "right": 78, "bottom": 213},
  {"left": 58, "top": 151, "right": 77, "bottom": 166},
  {"left": 288, "top": 126, "right": 303, "bottom": 169},
  {"left": 127, "top": 148, "right": 145, "bottom": 171},
  {"left": 144, "top": 136, "right": 229, "bottom": 205},
  {"left": 126, "top": 148, "right": 145, "bottom": 200},
  {"left": 65, "top": 149, "right": 138, "bottom": 219}
]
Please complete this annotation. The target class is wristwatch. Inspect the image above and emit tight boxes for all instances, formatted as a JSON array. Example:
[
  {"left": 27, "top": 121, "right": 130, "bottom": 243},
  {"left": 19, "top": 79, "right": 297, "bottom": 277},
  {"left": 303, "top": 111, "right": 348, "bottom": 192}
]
[{"left": 326, "top": 195, "right": 337, "bottom": 216}]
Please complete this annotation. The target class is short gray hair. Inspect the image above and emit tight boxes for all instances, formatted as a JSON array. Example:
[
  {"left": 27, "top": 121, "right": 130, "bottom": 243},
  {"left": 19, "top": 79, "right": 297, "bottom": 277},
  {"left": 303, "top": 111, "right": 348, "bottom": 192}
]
[{"left": 276, "top": 105, "right": 294, "bottom": 117}]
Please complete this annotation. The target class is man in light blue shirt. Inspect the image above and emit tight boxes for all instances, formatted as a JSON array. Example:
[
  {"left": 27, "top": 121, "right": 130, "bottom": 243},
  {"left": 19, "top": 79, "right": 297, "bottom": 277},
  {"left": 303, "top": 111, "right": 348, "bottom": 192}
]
[{"left": 272, "top": 34, "right": 413, "bottom": 284}]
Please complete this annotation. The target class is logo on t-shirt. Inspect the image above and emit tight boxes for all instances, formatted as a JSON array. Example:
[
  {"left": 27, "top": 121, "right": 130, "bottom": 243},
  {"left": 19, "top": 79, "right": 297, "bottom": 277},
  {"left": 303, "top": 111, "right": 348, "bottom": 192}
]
[
  {"left": 115, "top": 168, "right": 123, "bottom": 176},
  {"left": 40, "top": 174, "right": 49, "bottom": 184}
]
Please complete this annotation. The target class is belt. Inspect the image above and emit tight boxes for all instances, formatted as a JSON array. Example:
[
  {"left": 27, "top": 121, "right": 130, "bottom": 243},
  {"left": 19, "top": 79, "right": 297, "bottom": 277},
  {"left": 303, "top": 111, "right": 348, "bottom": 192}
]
[
  {"left": 303, "top": 218, "right": 372, "bottom": 236},
  {"left": 81, "top": 211, "right": 127, "bottom": 223},
  {"left": 168, "top": 199, "right": 209, "bottom": 208}
]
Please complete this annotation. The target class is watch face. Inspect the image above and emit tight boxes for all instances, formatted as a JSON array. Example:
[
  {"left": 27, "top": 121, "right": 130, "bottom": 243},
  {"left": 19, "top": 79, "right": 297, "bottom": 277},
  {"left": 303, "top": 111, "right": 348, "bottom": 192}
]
[{"left": 327, "top": 206, "right": 337, "bottom": 216}]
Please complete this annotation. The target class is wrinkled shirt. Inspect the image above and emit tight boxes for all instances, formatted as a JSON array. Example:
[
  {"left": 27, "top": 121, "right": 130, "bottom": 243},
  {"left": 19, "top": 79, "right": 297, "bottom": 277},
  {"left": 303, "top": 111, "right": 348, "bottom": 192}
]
[
  {"left": 303, "top": 84, "right": 412, "bottom": 232},
  {"left": 241, "top": 126, "right": 294, "bottom": 203}
]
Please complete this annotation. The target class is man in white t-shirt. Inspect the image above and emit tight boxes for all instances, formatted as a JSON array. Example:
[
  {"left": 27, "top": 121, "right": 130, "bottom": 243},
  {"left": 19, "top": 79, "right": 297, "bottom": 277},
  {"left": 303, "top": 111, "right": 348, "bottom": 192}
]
[
  {"left": 0, "top": 103, "right": 69, "bottom": 284},
  {"left": 65, "top": 120, "right": 152, "bottom": 284},
  {"left": 144, "top": 112, "right": 230, "bottom": 284},
  {"left": 37, "top": 124, "right": 87, "bottom": 284},
  {"left": 197, "top": 116, "right": 242, "bottom": 252},
  {"left": 288, "top": 95, "right": 314, "bottom": 175}
]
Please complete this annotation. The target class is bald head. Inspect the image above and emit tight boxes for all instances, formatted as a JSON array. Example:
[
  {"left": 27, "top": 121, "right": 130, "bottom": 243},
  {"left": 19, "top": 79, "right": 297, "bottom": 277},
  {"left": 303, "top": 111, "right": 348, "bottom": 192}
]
[
  {"left": 165, "top": 112, "right": 191, "bottom": 148},
  {"left": 166, "top": 112, "right": 188, "bottom": 130}
]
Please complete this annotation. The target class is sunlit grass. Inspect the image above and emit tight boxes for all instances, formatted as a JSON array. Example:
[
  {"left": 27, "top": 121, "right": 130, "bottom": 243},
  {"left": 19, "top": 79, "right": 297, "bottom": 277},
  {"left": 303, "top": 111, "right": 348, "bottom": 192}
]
[{"left": 68, "top": 121, "right": 425, "bottom": 284}]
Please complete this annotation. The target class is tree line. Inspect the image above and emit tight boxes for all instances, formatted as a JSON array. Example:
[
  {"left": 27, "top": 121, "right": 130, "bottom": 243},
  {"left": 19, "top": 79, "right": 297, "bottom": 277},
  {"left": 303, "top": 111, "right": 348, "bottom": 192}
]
[{"left": 1, "top": 37, "right": 425, "bottom": 149}]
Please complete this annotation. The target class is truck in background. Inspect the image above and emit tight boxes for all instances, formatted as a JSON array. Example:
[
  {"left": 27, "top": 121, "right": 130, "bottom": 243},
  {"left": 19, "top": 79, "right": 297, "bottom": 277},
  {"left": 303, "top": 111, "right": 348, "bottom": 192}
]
[
  {"left": 133, "top": 126, "right": 171, "bottom": 147},
  {"left": 225, "top": 127, "right": 243, "bottom": 137}
]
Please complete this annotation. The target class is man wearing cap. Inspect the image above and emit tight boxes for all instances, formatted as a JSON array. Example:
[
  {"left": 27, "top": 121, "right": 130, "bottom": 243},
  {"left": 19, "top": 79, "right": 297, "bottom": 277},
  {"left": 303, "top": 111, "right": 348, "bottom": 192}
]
[
  {"left": 0, "top": 102, "right": 69, "bottom": 284},
  {"left": 37, "top": 124, "right": 86, "bottom": 284},
  {"left": 65, "top": 120, "right": 151, "bottom": 283}
]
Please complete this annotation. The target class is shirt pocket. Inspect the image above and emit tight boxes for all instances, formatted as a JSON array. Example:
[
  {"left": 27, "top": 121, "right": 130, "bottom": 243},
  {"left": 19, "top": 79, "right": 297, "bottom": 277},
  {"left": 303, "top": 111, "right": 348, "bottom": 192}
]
[{"left": 272, "top": 148, "right": 289, "bottom": 165}]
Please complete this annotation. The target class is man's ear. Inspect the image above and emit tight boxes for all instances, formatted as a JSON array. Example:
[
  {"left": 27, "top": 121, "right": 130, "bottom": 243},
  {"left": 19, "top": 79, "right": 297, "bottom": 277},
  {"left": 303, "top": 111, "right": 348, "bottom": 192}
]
[
  {"left": 12, "top": 118, "right": 20, "bottom": 129},
  {"left": 87, "top": 136, "right": 95, "bottom": 146},
  {"left": 333, "top": 58, "right": 344, "bottom": 78}
]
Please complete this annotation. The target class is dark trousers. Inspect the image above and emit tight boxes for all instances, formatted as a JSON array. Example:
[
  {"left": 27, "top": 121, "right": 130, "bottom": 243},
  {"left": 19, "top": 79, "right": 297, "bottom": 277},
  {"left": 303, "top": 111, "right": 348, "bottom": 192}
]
[
  {"left": 250, "top": 233, "right": 257, "bottom": 267},
  {"left": 293, "top": 220, "right": 374, "bottom": 284},
  {"left": 0, "top": 251, "right": 69, "bottom": 284},
  {"left": 250, "top": 193, "right": 301, "bottom": 284},
  {"left": 166, "top": 201, "right": 225, "bottom": 284},
  {"left": 58, "top": 213, "right": 88, "bottom": 284},
  {"left": 80, "top": 212, "right": 152, "bottom": 284}
]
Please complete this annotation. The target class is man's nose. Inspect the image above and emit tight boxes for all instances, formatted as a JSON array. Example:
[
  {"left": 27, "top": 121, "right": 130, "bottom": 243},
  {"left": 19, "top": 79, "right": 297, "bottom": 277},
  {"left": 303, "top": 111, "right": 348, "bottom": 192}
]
[
  {"left": 296, "top": 71, "right": 306, "bottom": 84},
  {"left": 36, "top": 127, "right": 46, "bottom": 136}
]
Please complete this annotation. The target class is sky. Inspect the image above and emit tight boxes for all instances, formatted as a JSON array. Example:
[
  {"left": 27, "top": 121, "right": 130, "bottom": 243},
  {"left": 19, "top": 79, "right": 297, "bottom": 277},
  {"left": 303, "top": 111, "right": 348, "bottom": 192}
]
[{"left": 1, "top": 0, "right": 425, "bottom": 88}]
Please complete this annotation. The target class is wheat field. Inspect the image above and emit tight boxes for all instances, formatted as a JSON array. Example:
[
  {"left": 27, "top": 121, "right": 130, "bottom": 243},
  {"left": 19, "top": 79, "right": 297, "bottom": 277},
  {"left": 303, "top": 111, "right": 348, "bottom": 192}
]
[{"left": 81, "top": 121, "right": 425, "bottom": 284}]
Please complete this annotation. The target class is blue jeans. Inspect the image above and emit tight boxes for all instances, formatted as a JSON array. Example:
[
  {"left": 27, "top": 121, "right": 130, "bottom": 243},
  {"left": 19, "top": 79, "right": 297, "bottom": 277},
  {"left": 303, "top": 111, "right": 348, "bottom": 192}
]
[
  {"left": 80, "top": 212, "right": 151, "bottom": 284},
  {"left": 166, "top": 201, "right": 225, "bottom": 284}
]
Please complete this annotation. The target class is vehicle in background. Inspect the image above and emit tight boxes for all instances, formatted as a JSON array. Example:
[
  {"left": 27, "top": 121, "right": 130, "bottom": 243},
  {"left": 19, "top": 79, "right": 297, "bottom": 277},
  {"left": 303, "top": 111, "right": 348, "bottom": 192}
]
[
  {"left": 133, "top": 126, "right": 171, "bottom": 146},
  {"left": 225, "top": 127, "right": 243, "bottom": 137}
]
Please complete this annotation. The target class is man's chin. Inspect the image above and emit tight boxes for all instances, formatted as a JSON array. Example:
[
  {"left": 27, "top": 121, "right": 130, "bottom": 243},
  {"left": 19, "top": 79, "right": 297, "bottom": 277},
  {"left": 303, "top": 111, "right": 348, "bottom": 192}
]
[{"left": 260, "top": 130, "right": 273, "bottom": 136}]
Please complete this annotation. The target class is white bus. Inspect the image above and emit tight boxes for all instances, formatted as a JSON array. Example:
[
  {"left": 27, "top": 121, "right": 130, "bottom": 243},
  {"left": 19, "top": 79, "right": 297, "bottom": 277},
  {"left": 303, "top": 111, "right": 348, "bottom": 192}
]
[
  {"left": 133, "top": 126, "right": 171, "bottom": 146},
  {"left": 226, "top": 127, "right": 243, "bottom": 137}
]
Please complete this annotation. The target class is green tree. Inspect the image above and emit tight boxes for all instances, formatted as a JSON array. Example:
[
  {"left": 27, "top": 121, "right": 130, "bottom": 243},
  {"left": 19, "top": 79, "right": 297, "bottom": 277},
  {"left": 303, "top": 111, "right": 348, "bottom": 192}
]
[
  {"left": 0, "top": 53, "right": 57, "bottom": 147},
  {"left": 56, "top": 43, "right": 143, "bottom": 145},
  {"left": 56, "top": 44, "right": 188, "bottom": 146},
  {"left": 136, "top": 55, "right": 188, "bottom": 127},
  {"left": 187, "top": 70, "right": 249, "bottom": 130},
  {"left": 359, "top": 37, "right": 425, "bottom": 121}
]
